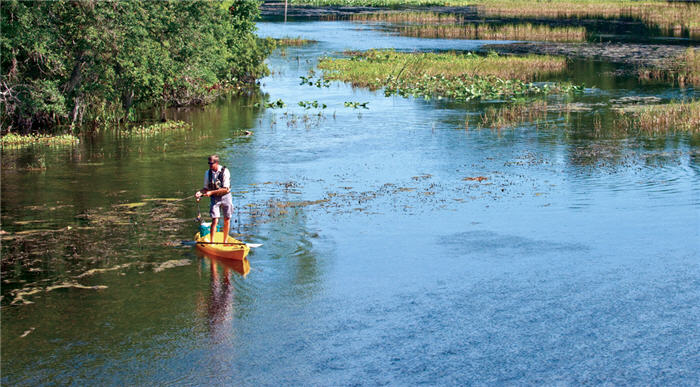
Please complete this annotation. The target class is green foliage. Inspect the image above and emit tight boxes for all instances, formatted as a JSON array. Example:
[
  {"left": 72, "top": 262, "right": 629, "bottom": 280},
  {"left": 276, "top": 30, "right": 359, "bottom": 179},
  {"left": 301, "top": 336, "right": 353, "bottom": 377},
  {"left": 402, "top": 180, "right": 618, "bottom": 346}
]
[
  {"left": 299, "top": 75, "right": 331, "bottom": 88},
  {"left": 1, "top": 0, "right": 272, "bottom": 133}
]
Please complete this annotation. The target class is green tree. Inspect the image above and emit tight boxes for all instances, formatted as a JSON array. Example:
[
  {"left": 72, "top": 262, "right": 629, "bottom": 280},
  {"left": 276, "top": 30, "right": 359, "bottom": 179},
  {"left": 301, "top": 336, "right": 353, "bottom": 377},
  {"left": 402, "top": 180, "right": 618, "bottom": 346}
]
[{"left": 1, "top": 0, "right": 272, "bottom": 133}]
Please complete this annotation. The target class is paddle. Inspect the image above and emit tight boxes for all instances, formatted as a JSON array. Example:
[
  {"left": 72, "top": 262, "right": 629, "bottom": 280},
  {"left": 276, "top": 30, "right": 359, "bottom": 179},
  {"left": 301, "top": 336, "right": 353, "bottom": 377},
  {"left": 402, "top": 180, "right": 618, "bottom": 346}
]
[{"left": 181, "top": 240, "right": 262, "bottom": 248}]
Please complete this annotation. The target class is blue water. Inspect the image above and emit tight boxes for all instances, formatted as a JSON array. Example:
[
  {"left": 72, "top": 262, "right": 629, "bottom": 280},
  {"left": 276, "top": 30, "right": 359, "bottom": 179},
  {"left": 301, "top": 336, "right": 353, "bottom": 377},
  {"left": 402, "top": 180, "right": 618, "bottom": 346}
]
[{"left": 1, "top": 20, "right": 699, "bottom": 385}]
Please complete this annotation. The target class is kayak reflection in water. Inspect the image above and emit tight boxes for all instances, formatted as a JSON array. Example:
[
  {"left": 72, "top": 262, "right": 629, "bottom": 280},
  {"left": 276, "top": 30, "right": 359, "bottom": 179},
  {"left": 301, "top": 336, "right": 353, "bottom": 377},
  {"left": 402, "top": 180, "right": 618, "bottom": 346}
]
[{"left": 195, "top": 154, "right": 233, "bottom": 244}]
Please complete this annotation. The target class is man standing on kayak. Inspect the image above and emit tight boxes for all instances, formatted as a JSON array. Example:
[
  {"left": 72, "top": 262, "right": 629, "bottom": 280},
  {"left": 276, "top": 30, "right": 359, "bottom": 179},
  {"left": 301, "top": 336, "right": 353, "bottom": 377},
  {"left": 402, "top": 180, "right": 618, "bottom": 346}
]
[{"left": 195, "top": 155, "right": 233, "bottom": 244}]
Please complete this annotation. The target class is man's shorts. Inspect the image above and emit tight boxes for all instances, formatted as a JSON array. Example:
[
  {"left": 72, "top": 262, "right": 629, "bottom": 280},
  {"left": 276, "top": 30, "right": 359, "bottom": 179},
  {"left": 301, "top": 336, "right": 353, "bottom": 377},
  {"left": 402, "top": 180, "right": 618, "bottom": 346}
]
[{"left": 210, "top": 196, "right": 233, "bottom": 219}]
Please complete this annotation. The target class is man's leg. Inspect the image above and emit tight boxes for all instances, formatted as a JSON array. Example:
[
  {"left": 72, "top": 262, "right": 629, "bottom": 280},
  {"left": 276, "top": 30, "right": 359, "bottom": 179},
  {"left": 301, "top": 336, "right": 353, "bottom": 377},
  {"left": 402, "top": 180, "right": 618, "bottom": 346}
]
[
  {"left": 210, "top": 217, "right": 218, "bottom": 243},
  {"left": 223, "top": 217, "right": 230, "bottom": 244}
]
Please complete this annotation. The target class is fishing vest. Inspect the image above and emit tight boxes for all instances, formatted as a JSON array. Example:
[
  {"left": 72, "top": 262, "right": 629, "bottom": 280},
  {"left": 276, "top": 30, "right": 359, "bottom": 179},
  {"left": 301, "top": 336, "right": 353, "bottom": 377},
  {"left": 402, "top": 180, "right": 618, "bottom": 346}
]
[{"left": 207, "top": 166, "right": 227, "bottom": 191}]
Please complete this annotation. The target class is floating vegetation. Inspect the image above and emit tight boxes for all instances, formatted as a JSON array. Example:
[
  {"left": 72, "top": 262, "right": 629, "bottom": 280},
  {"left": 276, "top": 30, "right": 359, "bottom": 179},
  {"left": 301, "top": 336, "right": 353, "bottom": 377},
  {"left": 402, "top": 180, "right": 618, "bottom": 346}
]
[
  {"left": 479, "top": 101, "right": 550, "bottom": 129},
  {"left": 298, "top": 100, "right": 328, "bottom": 109},
  {"left": 127, "top": 121, "right": 191, "bottom": 137},
  {"left": 257, "top": 99, "right": 286, "bottom": 108},
  {"left": 300, "top": 75, "right": 331, "bottom": 88},
  {"left": 613, "top": 100, "right": 700, "bottom": 134},
  {"left": 638, "top": 48, "right": 700, "bottom": 87},
  {"left": 274, "top": 36, "right": 318, "bottom": 46},
  {"left": 344, "top": 101, "right": 370, "bottom": 109},
  {"left": 398, "top": 23, "right": 587, "bottom": 43},
  {"left": 319, "top": 50, "right": 579, "bottom": 101},
  {"left": 1, "top": 133, "right": 79, "bottom": 149}
]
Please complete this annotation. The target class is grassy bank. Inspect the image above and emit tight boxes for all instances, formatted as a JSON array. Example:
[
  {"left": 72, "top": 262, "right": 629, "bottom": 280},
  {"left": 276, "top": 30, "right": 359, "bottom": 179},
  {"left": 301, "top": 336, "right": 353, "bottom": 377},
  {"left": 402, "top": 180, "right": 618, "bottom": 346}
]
[
  {"left": 398, "top": 23, "right": 586, "bottom": 42},
  {"left": 292, "top": 0, "right": 700, "bottom": 36},
  {"left": 614, "top": 100, "right": 700, "bottom": 134},
  {"left": 1, "top": 133, "right": 79, "bottom": 149},
  {"left": 318, "top": 50, "right": 579, "bottom": 101},
  {"left": 638, "top": 48, "right": 700, "bottom": 87}
]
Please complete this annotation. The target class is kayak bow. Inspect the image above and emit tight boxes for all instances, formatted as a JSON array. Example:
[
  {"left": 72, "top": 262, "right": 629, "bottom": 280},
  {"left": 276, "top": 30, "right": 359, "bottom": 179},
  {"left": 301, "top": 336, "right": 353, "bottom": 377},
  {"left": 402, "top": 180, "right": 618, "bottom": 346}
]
[{"left": 194, "top": 231, "right": 250, "bottom": 260}]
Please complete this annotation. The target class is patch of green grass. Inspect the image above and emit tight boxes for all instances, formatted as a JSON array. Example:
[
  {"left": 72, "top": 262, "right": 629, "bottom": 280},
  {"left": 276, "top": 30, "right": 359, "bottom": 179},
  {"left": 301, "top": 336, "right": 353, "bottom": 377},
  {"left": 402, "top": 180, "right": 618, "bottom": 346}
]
[
  {"left": 318, "top": 50, "right": 579, "bottom": 101},
  {"left": 1, "top": 133, "right": 79, "bottom": 149},
  {"left": 398, "top": 23, "right": 586, "bottom": 42},
  {"left": 614, "top": 100, "right": 700, "bottom": 134},
  {"left": 638, "top": 48, "right": 700, "bottom": 87}
]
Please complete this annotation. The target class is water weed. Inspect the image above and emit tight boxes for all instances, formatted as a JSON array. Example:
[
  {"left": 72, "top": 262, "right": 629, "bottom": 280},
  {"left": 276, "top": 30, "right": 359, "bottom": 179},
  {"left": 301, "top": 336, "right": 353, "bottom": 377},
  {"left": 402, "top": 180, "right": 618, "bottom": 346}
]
[
  {"left": 613, "top": 100, "right": 700, "bottom": 134},
  {"left": 1, "top": 133, "right": 79, "bottom": 149},
  {"left": 318, "top": 50, "right": 579, "bottom": 101},
  {"left": 126, "top": 121, "right": 191, "bottom": 137}
]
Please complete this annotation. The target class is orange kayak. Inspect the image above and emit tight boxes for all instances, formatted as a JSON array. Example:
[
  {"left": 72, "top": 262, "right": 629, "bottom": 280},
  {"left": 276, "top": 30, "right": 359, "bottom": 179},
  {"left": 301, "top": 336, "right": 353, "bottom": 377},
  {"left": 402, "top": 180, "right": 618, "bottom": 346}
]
[{"left": 194, "top": 231, "right": 250, "bottom": 261}]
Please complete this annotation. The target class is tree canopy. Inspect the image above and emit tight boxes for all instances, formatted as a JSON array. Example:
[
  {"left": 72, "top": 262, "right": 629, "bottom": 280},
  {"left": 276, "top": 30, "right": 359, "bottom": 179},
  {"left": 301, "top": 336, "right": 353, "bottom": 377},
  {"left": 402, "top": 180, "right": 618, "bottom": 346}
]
[{"left": 1, "top": 0, "right": 272, "bottom": 133}]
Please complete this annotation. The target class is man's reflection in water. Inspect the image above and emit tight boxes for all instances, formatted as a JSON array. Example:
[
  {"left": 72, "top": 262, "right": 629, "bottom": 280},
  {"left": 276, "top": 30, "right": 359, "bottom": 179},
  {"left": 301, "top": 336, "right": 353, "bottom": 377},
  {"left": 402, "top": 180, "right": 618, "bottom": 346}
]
[{"left": 196, "top": 253, "right": 250, "bottom": 343}]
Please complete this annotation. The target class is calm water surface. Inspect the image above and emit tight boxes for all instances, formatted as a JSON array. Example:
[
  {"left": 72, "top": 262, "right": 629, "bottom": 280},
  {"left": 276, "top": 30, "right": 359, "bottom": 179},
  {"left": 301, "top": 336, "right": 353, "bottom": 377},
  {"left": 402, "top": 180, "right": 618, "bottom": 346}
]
[{"left": 2, "top": 20, "right": 699, "bottom": 385}]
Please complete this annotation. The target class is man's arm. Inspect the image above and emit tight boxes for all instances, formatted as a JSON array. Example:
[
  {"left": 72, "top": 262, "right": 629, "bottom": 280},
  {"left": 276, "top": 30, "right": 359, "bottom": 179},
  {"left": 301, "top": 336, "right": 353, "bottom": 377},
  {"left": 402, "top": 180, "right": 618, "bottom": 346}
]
[{"left": 205, "top": 187, "right": 230, "bottom": 197}]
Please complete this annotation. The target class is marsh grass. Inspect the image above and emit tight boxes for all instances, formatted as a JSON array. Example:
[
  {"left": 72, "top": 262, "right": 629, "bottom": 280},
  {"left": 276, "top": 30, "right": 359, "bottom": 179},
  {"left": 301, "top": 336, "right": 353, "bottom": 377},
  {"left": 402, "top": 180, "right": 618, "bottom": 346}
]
[
  {"left": 318, "top": 50, "right": 577, "bottom": 101},
  {"left": 293, "top": 0, "right": 700, "bottom": 36},
  {"left": 274, "top": 36, "right": 318, "bottom": 46},
  {"left": 1, "top": 133, "right": 79, "bottom": 149},
  {"left": 399, "top": 23, "right": 586, "bottom": 42},
  {"left": 638, "top": 48, "right": 700, "bottom": 87},
  {"left": 614, "top": 100, "right": 700, "bottom": 134},
  {"left": 479, "top": 101, "right": 550, "bottom": 129}
]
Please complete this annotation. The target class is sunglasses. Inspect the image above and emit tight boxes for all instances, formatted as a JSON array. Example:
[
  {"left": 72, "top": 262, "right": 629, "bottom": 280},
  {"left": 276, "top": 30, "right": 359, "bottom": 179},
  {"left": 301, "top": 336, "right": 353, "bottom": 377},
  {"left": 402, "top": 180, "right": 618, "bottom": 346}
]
[{"left": 208, "top": 161, "right": 217, "bottom": 165}]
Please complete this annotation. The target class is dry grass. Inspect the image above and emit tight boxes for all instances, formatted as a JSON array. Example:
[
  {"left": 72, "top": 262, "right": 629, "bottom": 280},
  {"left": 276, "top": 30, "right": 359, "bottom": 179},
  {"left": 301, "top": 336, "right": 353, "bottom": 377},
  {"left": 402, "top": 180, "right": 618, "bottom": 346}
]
[
  {"left": 293, "top": 0, "right": 700, "bottom": 36},
  {"left": 399, "top": 23, "right": 586, "bottom": 42},
  {"left": 614, "top": 100, "right": 700, "bottom": 134},
  {"left": 638, "top": 48, "right": 700, "bottom": 87}
]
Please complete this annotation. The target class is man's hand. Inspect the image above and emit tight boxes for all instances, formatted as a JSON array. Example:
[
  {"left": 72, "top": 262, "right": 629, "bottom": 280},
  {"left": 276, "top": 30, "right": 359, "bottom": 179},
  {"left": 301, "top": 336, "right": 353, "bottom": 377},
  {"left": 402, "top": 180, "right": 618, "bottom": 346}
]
[{"left": 195, "top": 191, "right": 203, "bottom": 199}]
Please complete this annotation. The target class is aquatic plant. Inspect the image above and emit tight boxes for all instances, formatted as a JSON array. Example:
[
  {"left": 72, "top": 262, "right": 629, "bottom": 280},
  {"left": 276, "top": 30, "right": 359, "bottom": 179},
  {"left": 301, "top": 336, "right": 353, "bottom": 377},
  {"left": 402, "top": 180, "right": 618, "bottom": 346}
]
[
  {"left": 638, "top": 48, "right": 700, "bottom": 87},
  {"left": 298, "top": 100, "right": 328, "bottom": 109},
  {"left": 274, "top": 36, "right": 318, "bottom": 46},
  {"left": 1, "top": 133, "right": 80, "bottom": 149},
  {"left": 613, "top": 100, "right": 700, "bottom": 134},
  {"left": 398, "top": 23, "right": 587, "bottom": 43},
  {"left": 127, "top": 121, "right": 191, "bottom": 137},
  {"left": 259, "top": 99, "right": 286, "bottom": 108},
  {"left": 319, "top": 50, "right": 580, "bottom": 101},
  {"left": 344, "top": 101, "right": 370, "bottom": 109},
  {"left": 479, "top": 101, "right": 550, "bottom": 129},
  {"left": 299, "top": 75, "right": 331, "bottom": 88}
]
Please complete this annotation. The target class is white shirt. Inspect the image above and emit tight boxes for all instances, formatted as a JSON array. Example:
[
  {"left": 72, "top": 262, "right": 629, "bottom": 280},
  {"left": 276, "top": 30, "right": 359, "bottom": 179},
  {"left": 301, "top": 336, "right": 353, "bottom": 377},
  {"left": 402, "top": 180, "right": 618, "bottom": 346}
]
[{"left": 203, "top": 165, "right": 231, "bottom": 190}]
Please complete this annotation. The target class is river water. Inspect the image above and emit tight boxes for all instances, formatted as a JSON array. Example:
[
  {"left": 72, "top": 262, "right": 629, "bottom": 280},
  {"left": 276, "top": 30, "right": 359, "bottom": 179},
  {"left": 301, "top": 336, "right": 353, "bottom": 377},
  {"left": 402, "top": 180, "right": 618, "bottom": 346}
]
[{"left": 2, "top": 20, "right": 699, "bottom": 385}]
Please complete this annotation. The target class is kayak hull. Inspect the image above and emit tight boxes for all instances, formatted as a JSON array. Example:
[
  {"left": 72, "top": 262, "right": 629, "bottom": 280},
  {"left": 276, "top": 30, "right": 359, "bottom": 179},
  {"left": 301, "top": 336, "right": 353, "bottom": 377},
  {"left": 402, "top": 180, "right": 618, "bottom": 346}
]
[{"left": 195, "top": 232, "right": 250, "bottom": 261}]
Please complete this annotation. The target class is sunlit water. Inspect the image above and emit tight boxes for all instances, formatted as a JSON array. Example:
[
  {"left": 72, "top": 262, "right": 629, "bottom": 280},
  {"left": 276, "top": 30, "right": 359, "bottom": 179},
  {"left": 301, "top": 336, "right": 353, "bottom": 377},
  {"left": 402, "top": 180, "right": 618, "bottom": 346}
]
[{"left": 2, "top": 20, "right": 699, "bottom": 385}]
